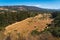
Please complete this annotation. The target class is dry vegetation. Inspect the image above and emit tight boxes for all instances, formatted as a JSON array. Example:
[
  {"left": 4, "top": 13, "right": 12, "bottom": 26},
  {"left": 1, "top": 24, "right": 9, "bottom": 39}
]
[
  {"left": 1, "top": 13, "right": 54, "bottom": 40},
  {"left": 0, "top": 6, "right": 60, "bottom": 40}
]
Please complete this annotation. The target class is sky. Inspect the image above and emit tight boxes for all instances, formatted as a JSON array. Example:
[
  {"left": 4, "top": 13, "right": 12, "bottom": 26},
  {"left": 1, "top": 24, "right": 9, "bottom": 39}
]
[{"left": 0, "top": 0, "right": 60, "bottom": 9}]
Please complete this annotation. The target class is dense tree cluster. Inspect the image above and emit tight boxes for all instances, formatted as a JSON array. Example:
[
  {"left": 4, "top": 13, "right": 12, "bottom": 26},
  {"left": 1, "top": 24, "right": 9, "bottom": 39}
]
[
  {"left": 0, "top": 11, "right": 40, "bottom": 29},
  {"left": 48, "top": 11, "right": 60, "bottom": 37}
]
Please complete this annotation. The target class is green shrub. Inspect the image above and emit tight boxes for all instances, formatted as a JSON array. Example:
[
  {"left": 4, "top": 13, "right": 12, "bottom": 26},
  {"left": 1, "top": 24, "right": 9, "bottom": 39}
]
[
  {"left": 47, "top": 12, "right": 60, "bottom": 37},
  {"left": 31, "top": 29, "right": 41, "bottom": 36}
]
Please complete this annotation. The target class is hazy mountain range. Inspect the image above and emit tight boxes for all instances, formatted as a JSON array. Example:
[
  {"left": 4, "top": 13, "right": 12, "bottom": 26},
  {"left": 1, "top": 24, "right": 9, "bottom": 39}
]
[{"left": 0, "top": 5, "right": 59, "bottom": 12}]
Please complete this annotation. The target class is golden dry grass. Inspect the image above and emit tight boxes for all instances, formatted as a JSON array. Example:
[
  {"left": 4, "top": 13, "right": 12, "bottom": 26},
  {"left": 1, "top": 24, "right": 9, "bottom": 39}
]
[{"left": 4, "top": 14, "right": 53, "bottom": 37}]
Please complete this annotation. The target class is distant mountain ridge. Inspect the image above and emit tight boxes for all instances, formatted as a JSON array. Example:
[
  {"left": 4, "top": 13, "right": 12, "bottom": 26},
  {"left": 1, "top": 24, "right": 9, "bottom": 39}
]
[{"left": 0, "top": 5, "right": 59, "bottom": 12}]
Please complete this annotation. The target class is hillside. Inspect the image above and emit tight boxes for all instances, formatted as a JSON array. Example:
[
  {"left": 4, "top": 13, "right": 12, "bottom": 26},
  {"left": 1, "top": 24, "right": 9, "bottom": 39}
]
[
  {"left": 0, "top": 5, "right": 57, "bottom": 30},
  {"left": 0, "top": 5, "right": 60, "bottom": 40},
  {"left": 3, "top": 13, "right": 53, "bottom": 40}
]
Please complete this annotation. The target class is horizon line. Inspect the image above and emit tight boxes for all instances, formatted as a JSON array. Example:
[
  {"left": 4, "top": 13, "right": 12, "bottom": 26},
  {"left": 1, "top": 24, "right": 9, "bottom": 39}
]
[{"left": 0, "top": 5, "right": 60, "bottom": 10}]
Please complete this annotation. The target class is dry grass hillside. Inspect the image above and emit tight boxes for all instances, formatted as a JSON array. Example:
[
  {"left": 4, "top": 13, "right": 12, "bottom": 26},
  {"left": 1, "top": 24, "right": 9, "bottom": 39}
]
[
  {"left": 4, "top": 14, "right": 53, "bottom": 36},
  {"left": 0, "top": 8, "right": 8, "bottom": 10},
  {"left": 2, "top": 13, "right": 57, "bottom": 40}
]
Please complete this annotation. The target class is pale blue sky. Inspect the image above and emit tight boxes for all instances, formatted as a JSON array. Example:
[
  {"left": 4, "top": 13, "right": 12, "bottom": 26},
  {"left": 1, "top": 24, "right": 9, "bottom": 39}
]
[{"left": 0, "top": 0, "right": 60, "bottom": 9}]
